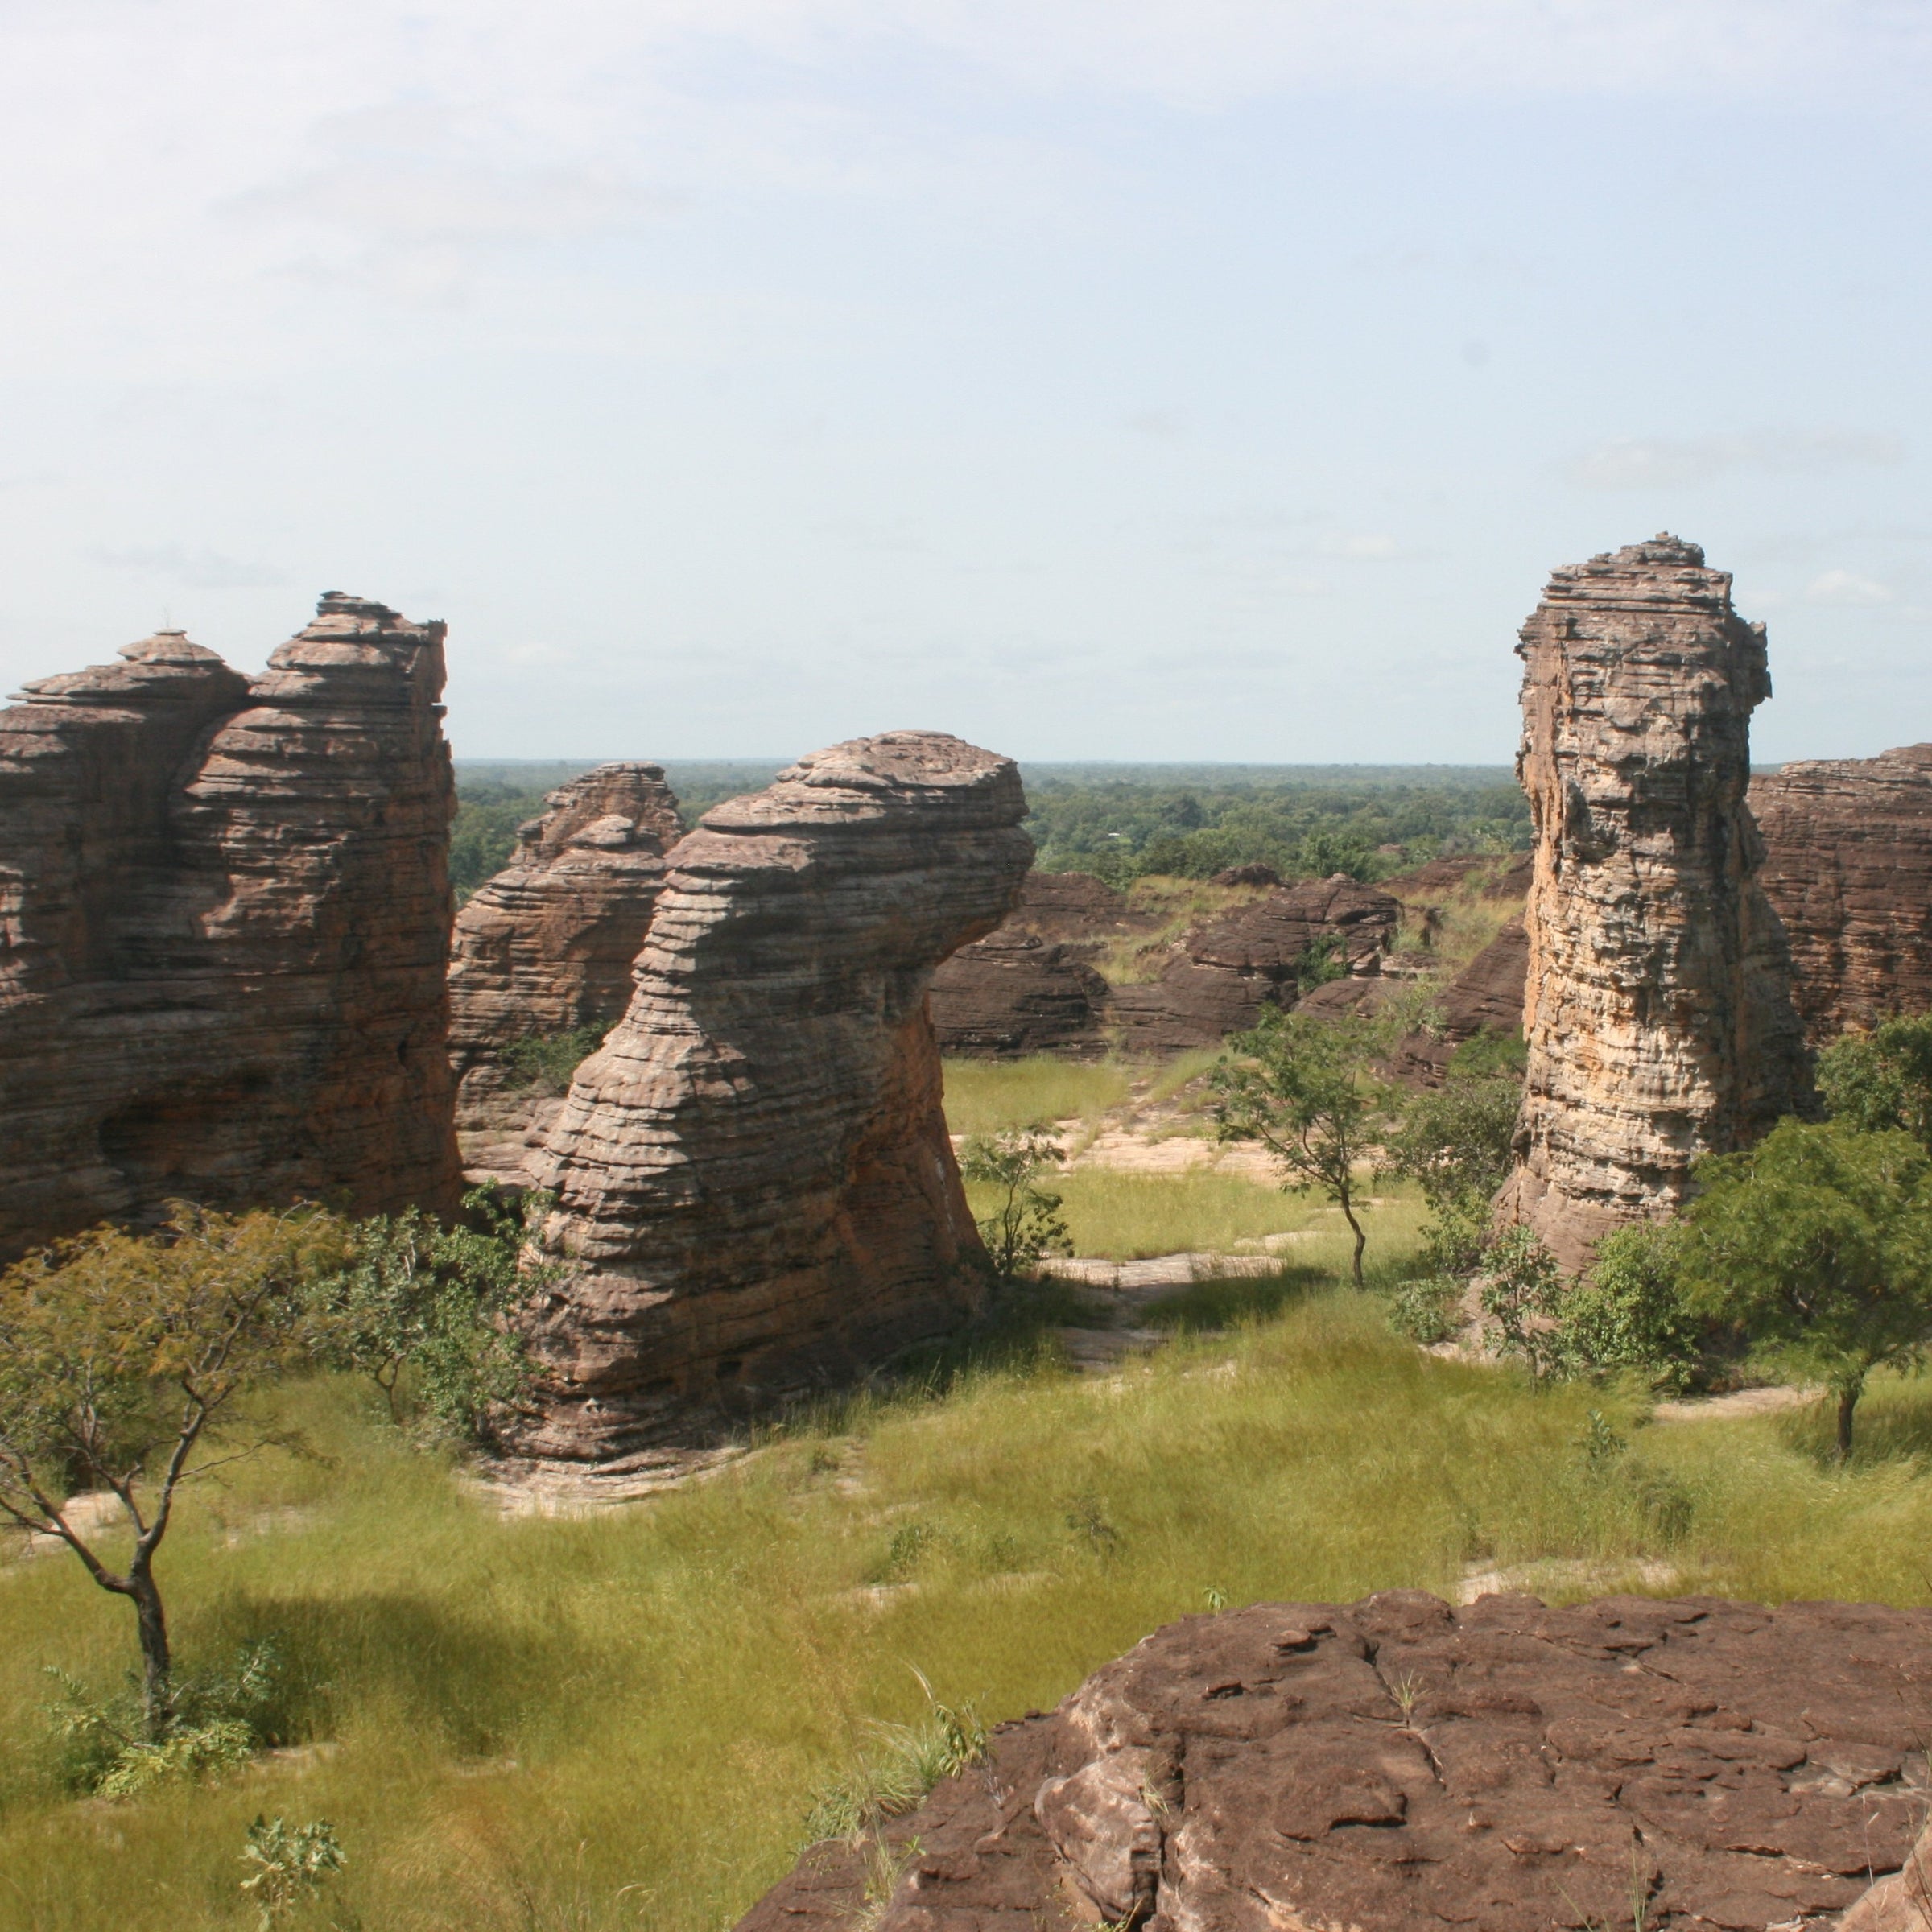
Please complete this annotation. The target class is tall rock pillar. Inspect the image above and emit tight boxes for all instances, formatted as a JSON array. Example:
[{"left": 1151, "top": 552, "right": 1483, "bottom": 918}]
[
  {"left": 1496, "top": 535, "right": 1810, "bottom": 1270},
  {"left": 518, "top": 731, "right": 1032, "bottom": 1462}
]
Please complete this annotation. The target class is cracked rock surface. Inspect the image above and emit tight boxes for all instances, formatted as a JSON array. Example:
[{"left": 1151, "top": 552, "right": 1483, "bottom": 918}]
[{"left": 738, "top": 1591, "right": 1932, "bottom": 1932}]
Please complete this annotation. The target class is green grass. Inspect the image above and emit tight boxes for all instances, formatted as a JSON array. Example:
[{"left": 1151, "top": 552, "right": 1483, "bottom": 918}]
[
  {"left": 939, "top": 1056, "right": 1132, "bottom": 1137},
  {"left": 10, "top": 1309, "right": 1932, "bottom": 1930}
]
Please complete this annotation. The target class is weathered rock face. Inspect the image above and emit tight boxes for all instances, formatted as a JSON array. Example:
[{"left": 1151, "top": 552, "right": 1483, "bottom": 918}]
[
  {"left": 1751, "top": 746, "right": 1932, "bottom": 1044},
  {"left": 929, "top": 931, "right": 1113, "bottom": 1059},
  {"left": 740, "top": 1591, "right": 1932, "bottom": 1932},
  {"left": 518, "top": 732, "right": 1031, "bottom": 1460},
  {"left": 0, "top": 596, "right": 460, "bottom": 1256},
  {"left": 447, "top": 763, "right": 684, "bottom": 1184},
  {"left": 1393, "top": 916, "right": 1530, "bottom": 1084},
  {"left": 1496, "top": 537, "right": 1811, "bottom": 1270},
  {"left": 1109, "top": 876, "right": 1400, "bottom": 1054}
]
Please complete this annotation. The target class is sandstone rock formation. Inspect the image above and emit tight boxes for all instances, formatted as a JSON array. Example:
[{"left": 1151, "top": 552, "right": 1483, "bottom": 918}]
[
  {"left": 447, "top": 763, "right": 684, "bottom": 1184},
  {"left": 1496, "top": 537, "right": 1811, "bottom": 1270},
  {"left": 740, "top": 1590, "right": 1932, "bottom": 1932},
  {"left": 1393, "top": 917, "right": 1530, "bottom": 1084},
  {"left": 518, "top": 732, "right": 1031, "bottom": 1460},
  {"left": 928, "top": 931, "right": 1113, "bottom": 1059},
  {"left": 1751, "top": 746, "right": 1932, "bottom": 1044},
  {"left": 0, "top": 595, "right": 460, "bottom": 1256},
  {"left": 1109, "top": 876, "right": 1399, "bottom": 1054}
]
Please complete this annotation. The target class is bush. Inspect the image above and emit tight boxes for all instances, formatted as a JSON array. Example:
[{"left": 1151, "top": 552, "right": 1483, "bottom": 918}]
[
  {"left": 1386, "top": 1275, "right": 1463, "bottom": 1346},
  {"left": 1479, "top": 1227, "right": 1564, "bottom": 1379},
  {"left": 959, "top": 1127, "right": 1071, "bottom": 1279},
  {"left": 1382, "top": 1066, "right": 1519, "bottom": 1278},
  {"left": 502, "top": 1022, "right": 610, "bottom": 1097},
  {"left": 1556, "top": 1224, "right": 1703, "bottom": 1389},
  {"left": 1818, "top": 1013, "right": 1932, "bottom": 1147}
]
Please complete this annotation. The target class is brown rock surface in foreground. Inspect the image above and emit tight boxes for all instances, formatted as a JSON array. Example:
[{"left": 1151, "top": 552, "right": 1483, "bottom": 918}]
[
  {"left": 519, "top": 732, "right": 1031, "bottom": 1459},
  {"left": 447, "top": 762, "right": 684, "bottom": 1184},
  {"left": 738, "top": 1591, "right": 1932, "bottom": 1932},
  {"left": 1496, "top": 536, "right": 1811, "bottom": 1270},
  {"left": 1109, "top": 875, "right": 1399, "bottom": 1053},
  {"left": 0, "top": 595, "right": 460, "bottom": 1256},
  {"left": 1752, "top": 745, "right": 1932, "bottom": 1043}
]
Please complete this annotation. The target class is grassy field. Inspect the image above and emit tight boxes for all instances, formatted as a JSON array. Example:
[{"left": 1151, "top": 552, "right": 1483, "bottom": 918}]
[
  {"left": 936, "top": 1057, "right": 1132, "bottom": 1137},
  {"left": 9, "top": 1300, "right": 1932, "bottom": 1930}
]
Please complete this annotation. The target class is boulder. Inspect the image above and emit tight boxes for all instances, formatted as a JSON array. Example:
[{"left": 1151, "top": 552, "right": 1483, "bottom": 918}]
[
  {"left": 1211, "top": 862, "right": 1283, "bottom": 887},
  {"left": 447, "top": 762, "right": 684, "bottom": 1186},
  {"left": 518, "top": 732, "right": 1031, "bottom": 1460},
  {"left": 1495, "top": 537, "right": 1812, "bottom": 1271},
  {"left": 929, "top": 931, "right": 1113, "bottom": 1059},
  {"left": 739, "top": 1591, "right": 1932, "bottom": 1932},
  {"left": 1751, "top": 746, "right": 1932, "bottom": 1044},
  {"left": 1110, "top": 876, "right": 1399, "bottom": 1054},
  {"left": 0, "top": 596, "right": 460, "bottom": 1257}
]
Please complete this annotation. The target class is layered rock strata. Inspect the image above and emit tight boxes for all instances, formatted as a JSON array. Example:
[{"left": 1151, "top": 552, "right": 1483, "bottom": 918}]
[
  {"left": 1392, "top": 917, "right": 1530, "bottom": 1084},
  {"left": 0, "top": 596, "right": 460, "bottom": 1256},
  {"left": 1750, "top": 746, "right": 1932, "bottom": 1043},
  {"left": 447, "top": 763, "right": 684, "bottom": 1184},
  {"left": 519, "top": 732, "right": 1031, "bottom": 1459},
  {"left": 928, "top": 932, "right": 1113, "bottom": 1059},
  {"left": 1496, "top": 537, "right": 1811, "bottom": 1269},
  {"left": 1108, "top": 875, "right": 1399, "bottom": 1054},
  {"left": 741, "top": 1590, "right": 1932, "bottom": 1932}
]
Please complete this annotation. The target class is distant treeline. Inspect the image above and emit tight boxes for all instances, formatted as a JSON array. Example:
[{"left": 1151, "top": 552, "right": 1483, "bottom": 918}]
[{"left": 450, "top": 760, "right": 1531, "bottom": 898}]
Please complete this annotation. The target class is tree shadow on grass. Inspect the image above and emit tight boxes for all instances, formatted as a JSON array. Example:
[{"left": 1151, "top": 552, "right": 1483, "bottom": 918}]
[
  {"left": 180, "top": 1589, "right": 581, "bottom": 1757},
  {"left": 1139, "top": 1264, "right": 1327, "bottom": 1333}
]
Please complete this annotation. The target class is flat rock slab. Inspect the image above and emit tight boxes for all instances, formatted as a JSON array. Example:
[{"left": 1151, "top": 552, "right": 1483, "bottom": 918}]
[{"left": 737, "top": 1591, "right": 1932, "bottom": 1931}]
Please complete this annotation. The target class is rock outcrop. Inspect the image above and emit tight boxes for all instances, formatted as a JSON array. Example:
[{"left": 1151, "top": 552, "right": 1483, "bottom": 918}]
[
  {"left": 518, "top": 732, "right": 1031, "bottom": 1461},
  {"left": 0, "top": 596, "right": 460, "bottom": 1256},
  {"left": 1393, "top": 917, "right": 1530, "bottom": 1084},
  {"left": 1751, "top": 746, "right": 1932, "bottom": 1044},
  {"left": 1496, "top": 537, "right": 1811, "bottom": 1270},
  {"left": 1109, "top": 876, "right": 1400, "bottom": 1054},
  {"left": 740, "top": 1590, "right": 1932, "bottom": 1932},
  {"left": 447, "top": 763, "right": 684, "bottom": 1185},
  {"left": 928, "top": 931, "right": 1113, "bottom": 1059}
]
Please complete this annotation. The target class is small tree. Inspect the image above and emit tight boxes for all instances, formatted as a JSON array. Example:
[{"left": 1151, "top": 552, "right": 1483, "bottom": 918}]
[
  {"left": 959, "top": 1127, "right": 1071, "bottom": 1279},
  {"left": 309, "top": 1184, "right": 544, "bottom": 1440},
  {"left": 1479, "top": 1225, "right": 1564, "bottom": 1379},
  {"left": 1818, "top": 1013, "right": 1932, "bottom": 1149},
  {"left": 0, "top": 1206, "right": 345, "bottom": 1735},
  {"left": 1212, "top": 1010, "right": 1393, "bottom": 1286},
  {"left": 1678, "top": 1120, "right": 1932, "bottom": 1459},
  {"left": 1382, "top": 1060, "right": 1521, "bottom": 1276}
]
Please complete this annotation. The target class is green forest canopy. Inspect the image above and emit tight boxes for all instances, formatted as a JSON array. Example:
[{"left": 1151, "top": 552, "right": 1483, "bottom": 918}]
[{"left": 450, "top": 761, "right": 1534, "bottom": 898}]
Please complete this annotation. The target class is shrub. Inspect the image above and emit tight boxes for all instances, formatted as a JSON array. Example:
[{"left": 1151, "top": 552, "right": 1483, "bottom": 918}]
[
  {"left": 1818, "top": 1013, "right": 1932, "bottom": 1147},
  {"left": 1479, "top": 1227, "right": 1564, "bottom": 1379},
  {"left": 1382, "top": 1064, "right": 1519, "bottom": 1278},
  {"left": 1386, "top": 1275, "right": 1463, "bottom": 1346},
  {"left": 959, "top": 1127, "right": 1071, "bottom": 1279},
  {"left": 802, "top": 1674, "right": 987, "bottom": 1847},
  {"left": 1557, "top": 1224, "right": 1703, "bottom": 1389},
  {"left": 240, "top": 1815, "right": 346, "bottom": 1928},
  {"left": 502, "top": 1022, "right": 610, "bottom": 1097}
]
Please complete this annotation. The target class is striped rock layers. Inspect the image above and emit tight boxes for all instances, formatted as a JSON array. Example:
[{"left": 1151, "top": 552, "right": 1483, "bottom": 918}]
[
  {"left": 520, "top": 732, "right": 1032, "bottom": 1459},
  {"left": 1750, "top": 745, "right": 1932, "bottom": 1044},
  {"left": 1496, "top": 536, "right": 1810, "bottom": 1270},
  {"left": 447, "top": 762, "right": 684, "bottom": 1183},
  {"left": 0, "top": 595, "right": 460, "bottom": 1257}
]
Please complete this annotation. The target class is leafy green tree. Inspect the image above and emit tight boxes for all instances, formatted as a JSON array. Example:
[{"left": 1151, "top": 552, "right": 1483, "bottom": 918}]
[
  {"left": 0, "top": 1206, "right": 346, "bottom": 1734},
  {"left": 1817, "top": 1013, "right": 1932, "bottom": 1148},
  {"left": 1678, "top": 1120, "right": 1932, "bottom": 1459},
  {"left": 1382, "top": 1062, "right": 1521, "bottom": 1276},
  {"left": 1212, "top": 1011, "right": 1393, "bottom": 1286},
  {"left": 959, "top": 1128, "right": 1071, "bottom": 1279},
  {"left": 1557, "top": 1224, "right": 1702, "bottom": 1388},
  {"left": 309, "top": 1184, "right": 546, "bottom": 1440}
]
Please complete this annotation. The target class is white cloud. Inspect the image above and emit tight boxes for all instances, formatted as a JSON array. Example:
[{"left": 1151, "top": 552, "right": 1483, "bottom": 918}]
[
  {"left": 1565, "top": 430, "right": 1906, "bottom": 490},
  {"left": 1804, "top": 568, "right": 1893, "bottom": 605}
]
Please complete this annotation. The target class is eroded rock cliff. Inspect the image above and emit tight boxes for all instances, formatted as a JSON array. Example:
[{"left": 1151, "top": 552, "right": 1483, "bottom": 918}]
[
  {"left": 518, "top": 731, "right": 1031, "bottom": 1460},
  {"left": 740, "top": 1591, "right": 1932, "bottom": 1932},
  {"left": 448, "top": 762, "right": 683, "bottom": 1184},
  {"left": 1751, "top": 745, "right": 1932, "bottom": 1044},
  {"left": 1496, "top": 536, "right": 1810, "bottom": 1269},
  {"left": 0, "top": 594, "right": 460, "bottom": 1256}
]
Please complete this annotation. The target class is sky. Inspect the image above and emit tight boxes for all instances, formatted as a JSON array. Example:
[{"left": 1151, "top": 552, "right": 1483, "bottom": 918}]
[{"left": 1, "top": 0, "right": 1928, "bottom": 764}]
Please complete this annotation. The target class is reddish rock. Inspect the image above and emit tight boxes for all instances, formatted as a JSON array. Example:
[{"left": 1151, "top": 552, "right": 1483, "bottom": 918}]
[
  {"left": 518, "top": 733, "right": 1031, "bottom": 1459},
  {"left": 739, "top": 1591, "right": 1932, "bottom": 1932},
  {"left": 1110, "top": 876, "right": 1400, "bottom": 1054},
  {"left": 1211, "top": 862, "right": 1283, "bottom": 888},
  {"left": 1750, "top": 746, "right": 1932, "bottom": 1043},
  {"left": 1496, "top": 538, "right": 1811, "bottom": 1270},
  {"left": 1393, "top": 917, "right": 1530, "bottom": 1084},
  {"left": 1009, "top": 869, "right": 1139, "bottom": 941},
  {"left": 1380, "top": 851, "right": 1534, "bottom": 901},
  {"left": 447, "top": 763, "right": 684, "bottom": 1186},
  {"left": 0, "top": 596, "right": 460, "bottom": 1256},
  {"left": 930, "top": 931, "right": 1112, "bottom": 1059}
]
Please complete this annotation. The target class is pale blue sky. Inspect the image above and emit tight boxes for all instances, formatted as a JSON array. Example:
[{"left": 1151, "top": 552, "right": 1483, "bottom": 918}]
[{"left": 2, "top": 1, "right": 1927, "bottom": 762}]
